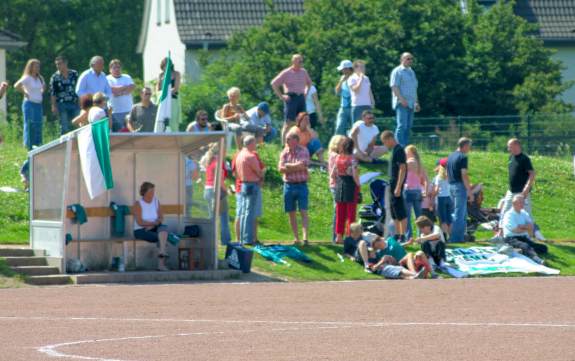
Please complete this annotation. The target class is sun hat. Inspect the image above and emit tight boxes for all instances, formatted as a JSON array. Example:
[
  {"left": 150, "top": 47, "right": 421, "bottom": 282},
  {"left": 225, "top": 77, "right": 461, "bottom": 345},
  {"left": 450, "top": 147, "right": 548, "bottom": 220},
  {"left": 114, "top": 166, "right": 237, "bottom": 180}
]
[{"left": 337, "top": 60, "right": 353, "bottom": 71}]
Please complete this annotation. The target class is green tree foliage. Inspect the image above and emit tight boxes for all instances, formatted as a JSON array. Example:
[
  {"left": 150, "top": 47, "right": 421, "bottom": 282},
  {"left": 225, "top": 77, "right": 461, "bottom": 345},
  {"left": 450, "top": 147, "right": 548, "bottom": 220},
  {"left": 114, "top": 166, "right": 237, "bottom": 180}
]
[
  {"left": 182, "top": 0, "right": 571, "bottom": 123},
  {"left": 0, "top": 0, "right": 144, "bottom": 120}
]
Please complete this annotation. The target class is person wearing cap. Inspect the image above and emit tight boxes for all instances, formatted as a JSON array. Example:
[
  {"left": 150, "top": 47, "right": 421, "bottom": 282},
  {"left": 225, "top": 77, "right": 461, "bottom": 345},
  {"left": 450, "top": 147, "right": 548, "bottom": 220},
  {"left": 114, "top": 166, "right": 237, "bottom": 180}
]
[
  {"left": 334, "top": 60, "right": 353, "bottom": 136},
  {"left": 271, "top": 54, "right": 312, "bottom": 143},
  {"left": 432, "top": 157, "right": 453, "bottom": 237},
  {"left": 390, "top": 52, "right": 419, "bottom": 147},
  {"left": 244, "top": 102, "right": 277, "bottom": 143}
]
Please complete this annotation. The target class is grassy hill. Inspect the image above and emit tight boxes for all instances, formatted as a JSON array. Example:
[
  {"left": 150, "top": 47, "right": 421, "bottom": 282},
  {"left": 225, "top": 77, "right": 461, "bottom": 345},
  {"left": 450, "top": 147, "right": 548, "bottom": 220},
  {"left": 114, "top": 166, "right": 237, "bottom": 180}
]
[{"left": 0, "top": 141, "right": 574, "bottom": 243}]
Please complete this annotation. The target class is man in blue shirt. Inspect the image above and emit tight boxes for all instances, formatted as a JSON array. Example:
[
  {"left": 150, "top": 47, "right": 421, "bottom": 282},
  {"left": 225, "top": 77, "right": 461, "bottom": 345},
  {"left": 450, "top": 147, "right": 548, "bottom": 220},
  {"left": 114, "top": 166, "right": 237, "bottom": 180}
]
[
  {"left": 390, "top": 52, "right": 419, "bottom": 147},
  {"left": 447, "top": 137, "right": 473, "bottom": 243},
  {"left": 334, "top": 60, "right": 353, "bottom": 136},
  {"left": 76, "top": 56, "right": 112, "bottom": 99}
]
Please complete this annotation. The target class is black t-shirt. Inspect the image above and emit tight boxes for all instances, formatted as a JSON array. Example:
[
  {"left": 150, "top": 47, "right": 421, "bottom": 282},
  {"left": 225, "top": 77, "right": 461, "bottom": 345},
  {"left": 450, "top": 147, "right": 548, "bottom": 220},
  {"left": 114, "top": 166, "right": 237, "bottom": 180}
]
[
  {"left": 509, "top": 153, "right": 533, "bottom": 193},
  {"left": 447, "top": 150, "right": 468, "bottom": 184},
  {"left": 389, "top": 144, "right": 406, "bottom": 188}
]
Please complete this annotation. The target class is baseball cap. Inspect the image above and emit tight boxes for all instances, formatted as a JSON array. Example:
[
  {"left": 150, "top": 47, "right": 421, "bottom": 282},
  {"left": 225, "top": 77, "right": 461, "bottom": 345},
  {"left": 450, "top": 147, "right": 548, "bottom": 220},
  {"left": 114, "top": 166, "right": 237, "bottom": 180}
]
[
  {"left": 437, "top": 158, "right": 448, "bottom": 167},
  {"left": 257, "top": 102, "right": 270, "bottom": 114},
  {"left": 337, "top": 60, "right": 353, "bottom": 71}
]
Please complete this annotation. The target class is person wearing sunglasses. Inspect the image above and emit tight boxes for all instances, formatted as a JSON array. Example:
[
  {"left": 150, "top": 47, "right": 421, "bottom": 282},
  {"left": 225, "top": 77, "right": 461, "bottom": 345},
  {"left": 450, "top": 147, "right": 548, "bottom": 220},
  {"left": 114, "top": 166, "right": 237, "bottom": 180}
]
[{"left": 128, "top": 86, "right": 157, "bottom": 132}]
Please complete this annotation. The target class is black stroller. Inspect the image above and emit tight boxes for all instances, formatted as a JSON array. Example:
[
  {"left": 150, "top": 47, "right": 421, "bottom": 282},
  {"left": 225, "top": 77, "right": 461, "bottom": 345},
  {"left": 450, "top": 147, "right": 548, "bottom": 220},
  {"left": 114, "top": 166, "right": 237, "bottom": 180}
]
[{"left": 358, "top": 178, "right": 389, "bottom": 236}]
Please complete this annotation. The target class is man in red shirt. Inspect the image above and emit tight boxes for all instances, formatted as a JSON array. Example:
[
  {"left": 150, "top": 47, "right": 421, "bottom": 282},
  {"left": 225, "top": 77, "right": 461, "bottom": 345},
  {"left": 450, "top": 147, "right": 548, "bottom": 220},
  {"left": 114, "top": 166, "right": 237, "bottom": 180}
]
[
  {"left": 271, "top": 54, "right": 312, "bottom": 143},
  {"left": 235, "top": 135, "right": 265, "bottom": 245},
  {"left": 278, "top": 132, "right": 310, "bottom": 245}
]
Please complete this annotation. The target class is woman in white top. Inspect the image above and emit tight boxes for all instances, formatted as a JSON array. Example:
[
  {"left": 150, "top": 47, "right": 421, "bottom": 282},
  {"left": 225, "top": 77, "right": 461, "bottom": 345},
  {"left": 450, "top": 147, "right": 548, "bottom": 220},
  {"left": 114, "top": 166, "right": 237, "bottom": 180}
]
[
  {"left": 133, "top": 182, "right": 170, "bottom": 271},
  {"left": 14, "top": 59, "right": 45, "bottom": 150},
  {"left": 347, "top": 60, "right": 375, "bottom": 123}
]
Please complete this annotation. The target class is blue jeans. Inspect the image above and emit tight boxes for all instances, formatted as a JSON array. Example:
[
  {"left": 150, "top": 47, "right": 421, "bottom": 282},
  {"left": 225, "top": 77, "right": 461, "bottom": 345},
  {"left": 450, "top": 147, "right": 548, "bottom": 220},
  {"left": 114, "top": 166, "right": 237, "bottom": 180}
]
[
  {"left": 351, "top": 105, "right": 372, "bottom": 124},
  {"left": 57, "top": 102, "right": 80, "bottom": 135},
  {"left": 112, "top": 111, "right": 129, "bottom": 132},
  {"left": 395, "top": 104, "right": 414, "bottom": 147},
  {"left": 335, "top": 107, "right": 352, "bottom": 135},
  {"left": 204, "top": 188, "right": 231, "bottom": 245},
  {"left": 22, "top": 100, "right": 43, "bottom": 150},
  {"left": 449, "top": 182, "right": 467, "bottom": 243},
  {"left": 404, "top": 189, "right": 422, "bottom": 239},
  {"left": 263, "top": 127, "right": 277, "bottom": 143},
  {"left": 239, "top": 182, "right": 259, "bottom": 245}
]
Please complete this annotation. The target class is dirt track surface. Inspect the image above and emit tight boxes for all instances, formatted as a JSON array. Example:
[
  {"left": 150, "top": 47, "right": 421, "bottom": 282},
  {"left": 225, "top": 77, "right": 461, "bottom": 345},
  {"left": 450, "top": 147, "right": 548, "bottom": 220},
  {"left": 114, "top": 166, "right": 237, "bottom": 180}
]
[{"left": 0, "top": 277, "right": 574, "bottom": 361}]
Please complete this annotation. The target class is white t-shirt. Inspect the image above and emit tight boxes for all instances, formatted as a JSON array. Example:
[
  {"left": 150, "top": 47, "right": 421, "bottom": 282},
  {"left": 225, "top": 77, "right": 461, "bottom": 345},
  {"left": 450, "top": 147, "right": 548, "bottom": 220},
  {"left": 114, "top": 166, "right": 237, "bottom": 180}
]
[
  {"left": 19, "top": 75, "right": 44, "bottom": 103},
  {"left": 502, "top": 209, "right": 532, "bottom": 238},
  {"left": 106, "top": 74, "right": 134, "bottom": 113},
  {"left": 88, "top": 107, "right": 107, "bottom": 123},
  {"left": 433, "top": 175, "right": 450, "bottom": 198},
  {"left": 351, "top": 120, "right": 379, "bottom": 153},
  {"left": 305, "top": 85, "right": 317, "bottom": 114},
  {"left": 347, "top": 73, "right": 372, "bottom": 107}
]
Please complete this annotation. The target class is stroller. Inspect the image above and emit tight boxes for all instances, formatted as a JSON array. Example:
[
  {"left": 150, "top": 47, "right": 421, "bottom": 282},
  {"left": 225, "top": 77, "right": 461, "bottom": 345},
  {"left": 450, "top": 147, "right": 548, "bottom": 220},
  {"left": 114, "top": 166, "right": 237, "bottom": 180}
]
[{"left": 358, "top": 178, "right": 390, "bottom": 237}]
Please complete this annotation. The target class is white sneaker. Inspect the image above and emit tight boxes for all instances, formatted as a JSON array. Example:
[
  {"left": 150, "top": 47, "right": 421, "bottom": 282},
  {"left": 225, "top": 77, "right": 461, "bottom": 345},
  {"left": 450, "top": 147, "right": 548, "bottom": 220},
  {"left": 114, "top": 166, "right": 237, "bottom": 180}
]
[{"left": 534, "top": 230, "right": 546, "bottom": 241}]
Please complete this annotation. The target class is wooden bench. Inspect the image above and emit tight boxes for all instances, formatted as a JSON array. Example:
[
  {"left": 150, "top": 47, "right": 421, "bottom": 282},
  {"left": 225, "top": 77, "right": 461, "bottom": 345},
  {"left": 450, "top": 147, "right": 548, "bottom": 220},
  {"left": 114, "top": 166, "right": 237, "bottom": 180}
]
[{"left": 67, "top": 204, "right": 189, "bottom": 270}]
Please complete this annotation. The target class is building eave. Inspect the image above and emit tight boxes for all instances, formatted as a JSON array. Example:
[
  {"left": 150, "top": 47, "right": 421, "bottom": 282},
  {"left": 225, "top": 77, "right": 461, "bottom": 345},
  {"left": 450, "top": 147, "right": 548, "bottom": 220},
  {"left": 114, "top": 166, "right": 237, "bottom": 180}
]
[{"left": 136, "top": 0, "right": 152, "bottom": 54}]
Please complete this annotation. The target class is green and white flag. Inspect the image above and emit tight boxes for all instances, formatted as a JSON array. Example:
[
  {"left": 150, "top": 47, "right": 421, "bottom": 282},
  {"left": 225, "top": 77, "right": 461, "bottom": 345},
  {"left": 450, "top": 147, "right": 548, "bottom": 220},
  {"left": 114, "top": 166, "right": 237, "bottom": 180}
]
[
  {"left": 154, "top": 54, "right": 172, "bottom": 132},
  {"left": 77, "top": 118, "right": 114, "bottom": 199}
]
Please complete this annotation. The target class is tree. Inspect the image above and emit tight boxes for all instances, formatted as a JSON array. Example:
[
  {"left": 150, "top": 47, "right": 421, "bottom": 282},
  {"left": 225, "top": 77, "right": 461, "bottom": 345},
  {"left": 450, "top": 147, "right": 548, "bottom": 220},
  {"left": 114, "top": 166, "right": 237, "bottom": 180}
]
[
  {"left": 0, "top": 0, "right": 144, "bottom": 120},
  {"left": 182, "top": 0, "right": 571, "bottom": 126}
]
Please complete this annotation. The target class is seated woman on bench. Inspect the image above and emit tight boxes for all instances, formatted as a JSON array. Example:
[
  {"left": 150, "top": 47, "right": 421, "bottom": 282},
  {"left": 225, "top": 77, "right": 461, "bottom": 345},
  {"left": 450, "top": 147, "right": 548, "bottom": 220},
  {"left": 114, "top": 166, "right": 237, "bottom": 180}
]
[{"left": 133, "top": 181, "right": 170, "bottom": 271}]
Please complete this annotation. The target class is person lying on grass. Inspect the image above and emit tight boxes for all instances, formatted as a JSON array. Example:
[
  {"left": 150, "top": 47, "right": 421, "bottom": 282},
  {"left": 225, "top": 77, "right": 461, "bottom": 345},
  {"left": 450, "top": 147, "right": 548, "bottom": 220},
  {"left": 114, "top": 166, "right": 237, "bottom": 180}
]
[
  {"left": 357, "top": 235, "right": 432, "bottom": 278},
  {"left": 370, "top": 255, "right": 424, "bottom": 280},
  {"left": 412, "top": 215, "right": 447, "bottom": 269}
]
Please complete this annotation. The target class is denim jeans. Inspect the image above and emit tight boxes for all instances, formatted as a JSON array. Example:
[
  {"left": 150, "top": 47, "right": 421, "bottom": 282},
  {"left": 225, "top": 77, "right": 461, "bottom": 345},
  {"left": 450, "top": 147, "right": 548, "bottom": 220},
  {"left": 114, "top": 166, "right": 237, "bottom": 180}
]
[
  {"left": 57, "top": 102, "right": 80, "bottom": 135},
  {"left": 263, "top": 127, "right": 278, "bottom": 143},
  {"left": 22, "top": 100, "right": 43, "bottom": 150},
  {"left": 404, "top": 189, "right": 423, "bottom": 239},
  {"left": 239, "top": 182, "right": 259, "bottom": 245},
  {"left": 204, "top": 188, "right": 231, "bottom": 245},
  {"left": 335, "top": 107, "right": 352, "bottom": 136},
  {"left": 351, "top": 105, "right": 372, "bottom": 124},
  {"left": 395, "top": 104, "right": 414, "bottom": 147},
  {"left": 449, "top": 182, "right": 467, "bottom": 242},
  {"left": 112, "top": 111, "right": 129, "bottom": 132}
]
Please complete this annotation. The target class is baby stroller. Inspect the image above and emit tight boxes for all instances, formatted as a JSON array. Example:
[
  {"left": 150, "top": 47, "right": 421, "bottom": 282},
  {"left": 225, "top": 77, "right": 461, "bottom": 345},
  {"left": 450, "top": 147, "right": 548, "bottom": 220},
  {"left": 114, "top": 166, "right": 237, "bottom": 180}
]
[{"left": 358, "top": 178, "right": 389, "bottom": 236}]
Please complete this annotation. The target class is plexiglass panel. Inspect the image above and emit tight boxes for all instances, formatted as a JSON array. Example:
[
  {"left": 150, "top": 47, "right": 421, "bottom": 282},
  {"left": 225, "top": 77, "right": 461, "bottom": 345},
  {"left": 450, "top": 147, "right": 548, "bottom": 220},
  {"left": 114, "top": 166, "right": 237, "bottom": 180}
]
[{"left": 32, "top": 143, "right": 67, "bottom": 221}]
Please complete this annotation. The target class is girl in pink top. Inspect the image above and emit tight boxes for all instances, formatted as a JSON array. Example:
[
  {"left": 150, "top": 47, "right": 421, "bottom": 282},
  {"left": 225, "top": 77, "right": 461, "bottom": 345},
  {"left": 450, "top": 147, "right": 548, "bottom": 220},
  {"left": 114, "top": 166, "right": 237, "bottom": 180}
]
[
  {"left": 404, "top": 145, "right": 428, "bottom": 239},
  {"left": 328, "top": 135, "right": 346, "bottom": 242}
]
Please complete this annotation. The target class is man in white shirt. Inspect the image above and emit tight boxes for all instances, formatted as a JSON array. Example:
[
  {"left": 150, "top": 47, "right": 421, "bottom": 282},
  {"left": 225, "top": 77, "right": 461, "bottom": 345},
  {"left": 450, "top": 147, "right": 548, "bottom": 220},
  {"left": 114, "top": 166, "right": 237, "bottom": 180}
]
[
  {"left": 501, "top": 194, "right": 547, "bottom": 264},
  {"left": 107, "top": 59, "right": 134, "bottom": 132},
  {"left": 347, "top": 60, "right": 375, "bottom": 123},
  {"left": 350, "top": 110, "right": 387, "bottom": 163},
  {"left": 244, "top": 102, "right": 277, "bottom": 143}
]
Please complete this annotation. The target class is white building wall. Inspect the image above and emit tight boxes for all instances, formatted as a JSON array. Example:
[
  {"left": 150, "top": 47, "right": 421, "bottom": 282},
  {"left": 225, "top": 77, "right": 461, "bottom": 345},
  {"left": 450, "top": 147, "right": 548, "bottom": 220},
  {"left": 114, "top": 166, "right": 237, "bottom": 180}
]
[
  {"left": 142, "top": 0, "right": 186, "bottom": 85},
  {"left": 551, "top": 45, "right": 575, "bottom": 108}
]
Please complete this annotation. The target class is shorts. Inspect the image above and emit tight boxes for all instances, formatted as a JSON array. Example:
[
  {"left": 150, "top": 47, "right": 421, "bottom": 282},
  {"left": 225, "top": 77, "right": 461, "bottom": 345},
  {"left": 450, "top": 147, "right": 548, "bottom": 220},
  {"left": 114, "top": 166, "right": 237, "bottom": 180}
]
[
  {"left": 377, "top": 265, "right": 403, "bottom": 279},
  {"left": 284, "top": 93, "right": 306, "bottom": 123},
  {"left": 390, "top": 195, "right": 407, "bottom": 221},
  {"left": 283, "top": 182, "right": 309, "bottom": 213},
  {"left": 309, "top": 112, "right": 319, "bottom": 129},
  {"left": 437, "top": 196, "right": 453, "bottom": 225},
  {"left": 306, "top": 138, "right": 322, "bottom": 155},
  {"left": 134, "top": 224, "right": 168, "bottom": 243}
]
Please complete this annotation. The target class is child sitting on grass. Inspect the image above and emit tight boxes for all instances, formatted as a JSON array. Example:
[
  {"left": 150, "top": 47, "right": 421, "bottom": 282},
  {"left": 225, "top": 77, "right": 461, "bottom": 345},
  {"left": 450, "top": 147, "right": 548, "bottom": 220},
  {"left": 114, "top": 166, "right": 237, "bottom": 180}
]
[{"left": 412, "top": 215, "right": 446, "bottom": 269}]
